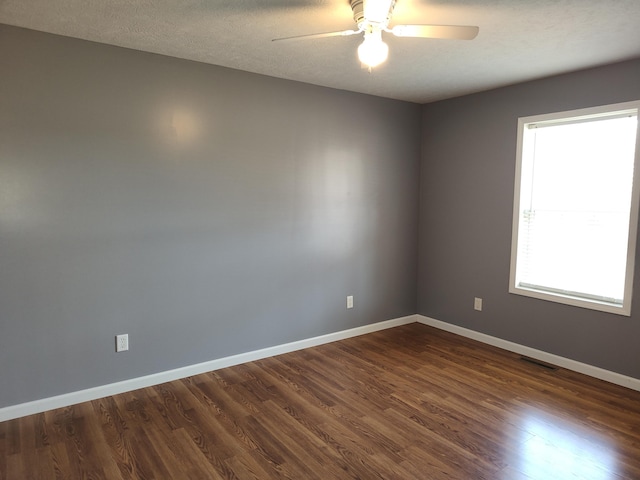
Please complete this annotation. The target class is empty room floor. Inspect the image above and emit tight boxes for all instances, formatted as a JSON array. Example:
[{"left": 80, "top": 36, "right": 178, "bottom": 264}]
[{"left": 2, "top": 323, "right": 639, "bottom": 479}]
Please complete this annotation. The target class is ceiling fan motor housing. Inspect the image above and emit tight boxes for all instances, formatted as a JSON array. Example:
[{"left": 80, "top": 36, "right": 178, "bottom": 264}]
[{"left": 350, "top": 0, "right": 396, "bottom": 28}]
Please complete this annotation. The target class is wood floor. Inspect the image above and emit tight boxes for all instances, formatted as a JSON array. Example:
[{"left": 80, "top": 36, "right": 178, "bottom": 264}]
[{"left": 2, "top": 323, "right": 640, "bottom": 480}]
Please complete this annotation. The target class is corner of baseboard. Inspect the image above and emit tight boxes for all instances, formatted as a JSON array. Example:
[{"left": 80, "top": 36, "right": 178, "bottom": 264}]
[{"left": 5, "top": 313, "right": 636, "bottom": 423}]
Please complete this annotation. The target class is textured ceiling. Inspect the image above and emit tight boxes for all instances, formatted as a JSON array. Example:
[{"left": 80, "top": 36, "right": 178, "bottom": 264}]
[{"left": 2, "top": 0, "right": 640, "bottom": 104}]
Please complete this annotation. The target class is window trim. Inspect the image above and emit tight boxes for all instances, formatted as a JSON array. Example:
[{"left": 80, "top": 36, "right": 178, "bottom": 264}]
[{"left": 509, "top": 101, "right": 640, "bottom": 316}]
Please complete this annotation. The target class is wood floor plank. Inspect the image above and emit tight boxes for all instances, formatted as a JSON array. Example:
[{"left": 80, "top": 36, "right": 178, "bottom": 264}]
[
  {"left": 223, "top": 452, "right": 275, "bottom": 480},
  {"left": 2, "top": 323, "right": 640, "bottom": 479},
  {"left": 93, "top": 395, "right": 166, "bottom": 479}
]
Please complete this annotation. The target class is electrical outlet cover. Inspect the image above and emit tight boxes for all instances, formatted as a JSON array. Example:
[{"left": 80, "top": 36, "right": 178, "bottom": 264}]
[
  {"left": 474, "top": 297, "right": 483, "bottom": 311},
  {"left": 347, "top": 295, "right": 354, "bottom": 309},
  {"left": 116, "top": 334, "right": 129, "bottom": 352}
]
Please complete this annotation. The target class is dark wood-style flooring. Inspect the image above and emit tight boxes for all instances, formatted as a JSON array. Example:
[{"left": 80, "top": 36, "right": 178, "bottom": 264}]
[{"left": 2, "top": 323, "right": 640, "bottom": 479}]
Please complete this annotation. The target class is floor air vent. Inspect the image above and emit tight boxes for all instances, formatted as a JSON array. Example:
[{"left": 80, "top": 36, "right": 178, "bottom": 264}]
[{"left": 519, "top": 356, "right": 558, "bottom": 371}]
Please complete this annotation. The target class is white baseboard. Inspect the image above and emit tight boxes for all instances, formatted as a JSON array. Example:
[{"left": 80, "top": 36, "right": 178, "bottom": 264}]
[
  {"left": 4, "top": 313, "right": 637, "bottom": 422},
  {"left": 417, "top": 315, "right": 640, "bottom": 392},
  {"left": 0, "top": 315, "right": 418, "bottom": 422}
]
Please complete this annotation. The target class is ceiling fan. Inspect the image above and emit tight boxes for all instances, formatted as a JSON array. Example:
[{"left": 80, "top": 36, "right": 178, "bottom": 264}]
[{"left": 273, "top": 0, "right": 479, "bottom": 68}]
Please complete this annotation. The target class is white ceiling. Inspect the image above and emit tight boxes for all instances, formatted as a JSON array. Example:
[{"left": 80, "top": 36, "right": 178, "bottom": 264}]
[{"left": 2, "top": 0, "right": 640, "bottom": 104}]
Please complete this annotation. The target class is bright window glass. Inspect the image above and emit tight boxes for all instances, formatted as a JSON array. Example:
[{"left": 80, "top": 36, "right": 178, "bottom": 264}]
[{"left": 510, "top": 102, "right": 640, "bottom": 315}]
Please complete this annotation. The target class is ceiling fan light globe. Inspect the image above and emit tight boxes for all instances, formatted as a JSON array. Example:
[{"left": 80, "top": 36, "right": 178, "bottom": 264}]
[{"left": 357, "top": 36, "right": 389, "bottom": 67}]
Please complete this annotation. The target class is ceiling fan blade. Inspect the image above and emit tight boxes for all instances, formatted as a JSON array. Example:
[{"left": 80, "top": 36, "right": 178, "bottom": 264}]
[
  {"left": 272, "top": 29, "right": 359, "bottom": 42},
  {"left": 390, "top": 24, "right": 479, "bottom": 40}
]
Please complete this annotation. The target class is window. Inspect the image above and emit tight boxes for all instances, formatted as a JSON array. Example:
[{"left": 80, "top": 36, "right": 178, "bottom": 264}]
[{"left": 510, "top": 101, "right": 640, "bottom": 315}]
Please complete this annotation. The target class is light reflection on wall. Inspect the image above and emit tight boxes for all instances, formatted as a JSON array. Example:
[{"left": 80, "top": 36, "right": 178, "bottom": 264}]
[
  {"left": 169, "top": 110, "right": 201, "bottom": 143},
  {"left": 304, "top": 146, "right": 365, "bottom": 259},
  {"left": 0, "top": 164, "right": 37, "bottom": 230},
  {"left": 519, "top": 415, "right": 618, "bottom": 479},
  {"left": 155, "top": 107, "right": 202, "bottom": 146}
]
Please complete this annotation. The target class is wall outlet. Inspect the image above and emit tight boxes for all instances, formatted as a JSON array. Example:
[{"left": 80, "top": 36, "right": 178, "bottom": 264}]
[
  {"left": 474, "top": 297, "right": 483, "bottom": 311},
  {"left": 116, "top": 334, "right": 129, "bottom": 352},
  {"left": 347, "top": 295, "right": 354, "bottom": 309}
]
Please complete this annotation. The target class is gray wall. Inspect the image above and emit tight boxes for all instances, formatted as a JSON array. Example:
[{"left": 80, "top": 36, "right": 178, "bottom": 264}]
[
  {"left": 0, "top": 25, "right": 421, "bottom": 407},
  {"left": 419, "top": 58, "right": 640, "bottom": 379},
  {"left": 4, "top": 22, "right": 639, "bottom": 410}
]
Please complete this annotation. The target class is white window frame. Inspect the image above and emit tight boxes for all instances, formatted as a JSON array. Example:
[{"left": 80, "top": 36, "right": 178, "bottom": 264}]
[{"left": 509, "top": 101, "right": 640, "bottom": 316}]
